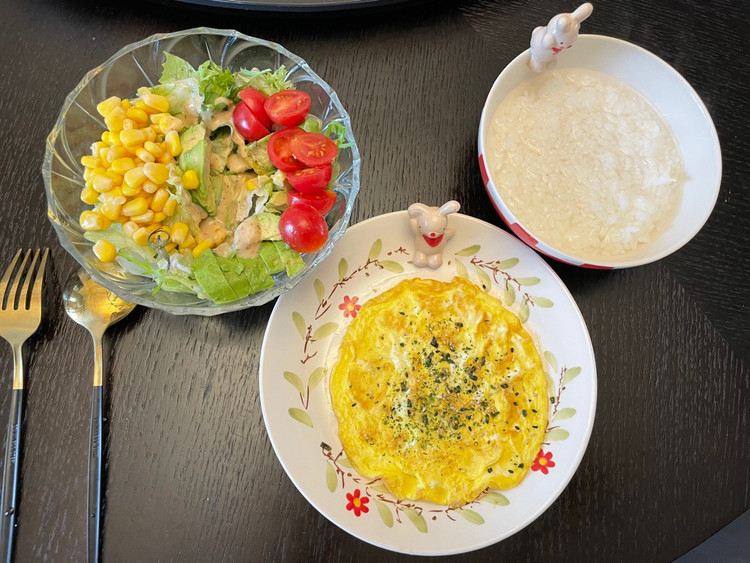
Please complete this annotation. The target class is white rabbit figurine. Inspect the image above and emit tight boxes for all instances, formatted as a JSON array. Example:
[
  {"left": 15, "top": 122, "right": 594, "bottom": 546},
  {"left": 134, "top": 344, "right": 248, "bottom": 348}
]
[
  {"left": 407, "top": 200, "right": 461, "bottom": 269},
  {"left": 529, "top": 3, "right": 594, "bottom": 73}
]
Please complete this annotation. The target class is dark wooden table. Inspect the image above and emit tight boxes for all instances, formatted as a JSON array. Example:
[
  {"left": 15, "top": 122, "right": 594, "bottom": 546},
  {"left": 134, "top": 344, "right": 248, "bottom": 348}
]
[{"left": 0, "top": 0, "right": 748, "bottom": 560}]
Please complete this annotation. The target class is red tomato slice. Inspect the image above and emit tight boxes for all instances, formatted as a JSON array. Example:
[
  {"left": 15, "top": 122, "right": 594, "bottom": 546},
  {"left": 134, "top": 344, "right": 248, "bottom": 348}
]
[
  {"left": 290, "top": 132, "right": 338, "bottom": 167},
  {"left": 239, "top": 87, "right": 273, "bottom": 129},
  {"left": 264, "top": 90, "right": 311, "bottom": 127},
  {"left": 288, "top": 189, "right": 337, "bottom": 215},
  {"left": 233, "top": 102, "right": 270, "bottom": 142},
  {"left": 279, "top": 204, "right": 329, "bottom": 253},
  {"left": 286, "top": 165, "right": 332, "bottom": 193},
  {"left": 267, "top": 127, "right": 305, "bottom": 172}
]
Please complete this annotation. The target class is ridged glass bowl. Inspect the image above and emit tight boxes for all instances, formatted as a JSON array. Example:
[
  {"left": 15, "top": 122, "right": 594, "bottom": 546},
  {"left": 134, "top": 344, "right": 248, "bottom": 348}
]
[{"left": 44, "top": 27, "right": 360, "bottom": 315}]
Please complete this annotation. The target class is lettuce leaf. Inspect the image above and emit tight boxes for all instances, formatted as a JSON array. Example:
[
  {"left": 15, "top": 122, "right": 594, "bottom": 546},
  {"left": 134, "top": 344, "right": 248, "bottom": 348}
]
[
  {"left": 236, "top": 66, "right": 292, "bottom": 97},
  {"left": 160, "top": 52, "right": 198, "bottom": 83},
  {"left": 197, "top": 61, "right": 238, "bottom": 107}
]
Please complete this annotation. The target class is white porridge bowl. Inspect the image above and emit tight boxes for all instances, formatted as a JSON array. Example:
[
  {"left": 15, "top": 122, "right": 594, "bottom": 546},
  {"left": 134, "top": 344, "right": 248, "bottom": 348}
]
[{"left": 478, "top": 34, "right": 721, "bottom": 269}]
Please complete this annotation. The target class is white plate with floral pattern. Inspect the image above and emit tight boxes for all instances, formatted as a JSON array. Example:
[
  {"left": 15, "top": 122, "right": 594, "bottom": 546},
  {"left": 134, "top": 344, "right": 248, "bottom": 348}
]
[{"left": 259, "top": 211, "right": 597, "bottom": 555}]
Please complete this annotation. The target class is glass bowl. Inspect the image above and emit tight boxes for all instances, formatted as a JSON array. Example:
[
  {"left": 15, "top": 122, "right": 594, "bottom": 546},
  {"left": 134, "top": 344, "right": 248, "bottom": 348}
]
[
  {"left": 44, "top": 27, "right": 360, "bottom": 315},
  {"left": 478, "top": 35, "right": 721, "bottom": 269}
]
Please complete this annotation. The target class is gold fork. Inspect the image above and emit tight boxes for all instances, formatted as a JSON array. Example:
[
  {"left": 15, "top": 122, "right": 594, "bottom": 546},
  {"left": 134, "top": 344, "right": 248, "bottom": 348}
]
[{"left": 0, "top": 249, "right": 49, "bottom": 562}]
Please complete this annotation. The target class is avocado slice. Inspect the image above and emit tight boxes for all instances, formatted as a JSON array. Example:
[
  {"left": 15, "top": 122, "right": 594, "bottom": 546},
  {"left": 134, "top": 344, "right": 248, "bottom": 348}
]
[
  {"left": 238, "top": 257, "right": 274, "bottom": 292},
  {"left": 240, "top": 134, "right": 275, "bottom": 175},
  {"left": 179, "top": 125, "right": 214, "bottom": 215},
  {"left": 214, "top": 255, "right": 252, "bottom": 298},
  {"left": 273, "top": 241, "right": 306, "bottom": 277},
  {"left": 256, "top": 212, "right": 281, "bottom": 241},
  {"left": 190, "top": 249, "right": 238, "bottom": 304},
  {"left": 257, "top": 242, "right": 284, "bottom": 274}
]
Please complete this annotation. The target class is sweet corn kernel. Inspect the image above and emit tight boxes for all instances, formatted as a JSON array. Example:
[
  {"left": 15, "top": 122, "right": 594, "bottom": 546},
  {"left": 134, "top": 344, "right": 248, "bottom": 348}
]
[
  {"left": 100, "top": 198, "right": 124, "bottom": 221},
  {"left": 119, "top": 129, "right": 147, "bottom": 147},
  {"left": 120, "top": 183, "right": 141, "bottom": 197},
  {"left": 80, "top": 155, "right": 99, "bottom": 169},
  {"left": 122, "top": 196, "right": 149, "bottom": 217},
  {"left": 181, "top": 169, "right": 199, "bottom": 190},
  {"left": 192, "top": 239, "right": 213, "bottom": 258},
  {"left": 80, "top": 186, "right": 100, "bottom": 205},
  {"left": 111, "top": 157, "right": 135, "bottom": 174},
  {"left": 162, "top": 197, "right": 178, "bottom": 217},
  {"left": 182, "top": 234, "right": 197, "bottom": 249},
  {"left": 122, "top": 221, "right": 139, "bottom": 238},
  {"left": 92, "top": 174, "right": 114, "bottom": 194},
  {"left": 134, "top": 99, "right": 156, "bottom": 114},
  {"left": 120, "top": 98, "right": 132, "bottom": 110},
  {"left": 122, "top": 118, "right": 137, "bottom": 131},
  {"left": 93, "top": 240, "right": 117, "bottom": 263},
  {"left": 143, "top": 162, "right": 169, "bottom": 185},
  {"left": 140, "top": 180, "right": 159, "bottom": 194},
  {"left": 164, "top": 131, "right": 181, "bottom": 156},
  {"left": 158, "top": 115, "right": 183, "bottom": 133},
  {"left": 170, "top": 222, "right": 189, "bottom": 245},
  {"left": 150, "top": 188, "right": 170, "bottom": 212},
  {"left": 123, "top": 166, "right": 146, "bottom": 190},
  {"left": 144, "top": 141, "right": 164, "bottom": 158},
  {"left": 80, "top": 210, "right": 111, "bottom": 231},
  {"left": 96, "top": 96, "right": 122, "bottom": 117},
  {"left": 104, "top": 106, "right": 126, "bottom": 132},
  {"left": 141, "top": 92, "right": 170, "bottom": 113},
  {"left": 152, "top": 212, "right": 167, "bottom": 224},
  {"left": 143, "top": 127, "right": 157, "bottom": 143},
  {"left": 104, "top": 170, "right": 123, "bottom": 187},
  {"left": 131, "top": 210, "right": 155, "bottom": 224},
  {"left": 135, "top": 148, "right": 155, "bottom": 163},
  {"left": 126, "top": 107, "right": 149, "bottom": 125},
  {"left": 132, "top": 226, "right": 152, "bottom": 246},
  {"left": 164, "top": 242, "right": 177, "bottom": 254}
]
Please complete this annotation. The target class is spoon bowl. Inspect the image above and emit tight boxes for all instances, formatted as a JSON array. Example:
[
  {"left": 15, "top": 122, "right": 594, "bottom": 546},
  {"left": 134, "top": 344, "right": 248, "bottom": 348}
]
[{"left": 62, "top": 269, "right": 134, "bottom": 563}]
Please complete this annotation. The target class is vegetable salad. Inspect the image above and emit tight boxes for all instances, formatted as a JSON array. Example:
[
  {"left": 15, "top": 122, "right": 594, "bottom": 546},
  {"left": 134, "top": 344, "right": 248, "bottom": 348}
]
[{"left": 78, "top": 53, "right": 347, "bottom": 304}]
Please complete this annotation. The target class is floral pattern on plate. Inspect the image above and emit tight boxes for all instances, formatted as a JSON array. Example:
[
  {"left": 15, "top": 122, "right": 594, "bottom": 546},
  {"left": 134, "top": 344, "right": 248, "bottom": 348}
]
[{"left": 260, "top": 211, "right": 596, "bottom": 555}]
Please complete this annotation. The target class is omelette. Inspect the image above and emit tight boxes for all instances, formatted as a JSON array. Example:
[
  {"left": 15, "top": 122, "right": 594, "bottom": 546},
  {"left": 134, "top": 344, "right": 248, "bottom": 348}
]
[{"left": 330, "top": 277, "right": 548, "bottom": 507}]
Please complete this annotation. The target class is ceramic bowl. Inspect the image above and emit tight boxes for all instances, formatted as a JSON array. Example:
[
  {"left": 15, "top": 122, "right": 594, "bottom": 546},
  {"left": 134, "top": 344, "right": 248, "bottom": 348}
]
[
  {"left": 44, "top": 27, "right": 360, "bottom": 315},
  {"left": 478, "top": 35, "right": 721, "bottom": 269}
]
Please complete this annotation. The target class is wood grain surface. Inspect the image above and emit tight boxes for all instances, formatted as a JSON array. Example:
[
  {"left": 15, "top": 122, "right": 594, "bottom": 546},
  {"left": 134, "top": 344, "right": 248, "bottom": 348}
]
[{"left": 0, "top": 0, "right": 748, "bottom": 560}]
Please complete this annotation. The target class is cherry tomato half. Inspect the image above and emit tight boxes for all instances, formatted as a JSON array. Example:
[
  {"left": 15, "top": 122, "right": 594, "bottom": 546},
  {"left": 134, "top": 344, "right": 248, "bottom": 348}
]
[
  {"left": 264, "top": 90, "right": 311, "bottom": 127},
  {"left": 290, "top": 132, "right": 338, "bottom": 167},
  {"left": 279, "top": 204, "right": 329, "bottom": 253},
  {"left": 287, "top": 189, "right": 337, "bottom": 215},
  {"left": 239, "top": 87, "right": 273, "bottom": 129},
  {"left": 233, "top": 102, "right": 270, "bottom": 142},
  {"left": 267, "top": 127, "right": 305, "bottom": 172},
  {"left": 286, "top": 165, "right": 332, "bottom": 193}
]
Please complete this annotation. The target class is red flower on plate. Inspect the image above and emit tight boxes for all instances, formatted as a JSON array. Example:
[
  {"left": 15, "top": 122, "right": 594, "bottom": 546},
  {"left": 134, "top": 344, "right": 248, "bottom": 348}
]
[
  {"left": 345, "top": 489, "right": 369, "bottom": 517},
  {"left": 339, "top": 295, "right": 361, "bottom": 318},
  {"left": 531, "top": 449, "right": 556, "bottom": 475}
]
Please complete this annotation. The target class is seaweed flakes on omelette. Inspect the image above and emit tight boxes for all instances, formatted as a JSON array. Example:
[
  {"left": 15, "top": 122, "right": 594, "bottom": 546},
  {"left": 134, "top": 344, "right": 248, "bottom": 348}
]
[{"left": 330, "top": 277, "right": 549, "bottom": 507}]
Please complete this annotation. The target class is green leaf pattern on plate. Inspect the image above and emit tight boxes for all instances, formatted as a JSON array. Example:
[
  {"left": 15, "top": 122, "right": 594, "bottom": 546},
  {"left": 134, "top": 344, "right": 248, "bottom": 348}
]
[{"left": 281, "top": 234, "right": 587, "bottom": 531}]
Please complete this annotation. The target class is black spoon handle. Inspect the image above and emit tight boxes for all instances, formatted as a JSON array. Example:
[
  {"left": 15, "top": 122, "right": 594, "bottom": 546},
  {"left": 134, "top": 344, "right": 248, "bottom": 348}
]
[
  {"left": 0, "top": 387, "right": 22, "bottom": 563},
  {"left": 87, "top": 383, "right": 102, "bottom": 563}
]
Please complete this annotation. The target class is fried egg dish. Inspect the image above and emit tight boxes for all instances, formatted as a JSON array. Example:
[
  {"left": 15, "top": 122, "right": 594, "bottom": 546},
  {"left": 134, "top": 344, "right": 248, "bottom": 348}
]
[{"left": 330, "top": 277, "right": 548, "bottom": 507}]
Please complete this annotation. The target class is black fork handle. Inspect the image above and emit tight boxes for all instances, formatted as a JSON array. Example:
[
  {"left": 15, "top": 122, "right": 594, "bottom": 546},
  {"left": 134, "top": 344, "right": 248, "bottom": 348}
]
[{"left": 0, "top": 387, "right": 22, "bottom": 563}]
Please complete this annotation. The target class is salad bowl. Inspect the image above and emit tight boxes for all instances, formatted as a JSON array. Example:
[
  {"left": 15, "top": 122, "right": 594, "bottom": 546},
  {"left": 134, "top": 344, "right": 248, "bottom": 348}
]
[{"left": 44, "top": 27, "right": 360, "bottom": 315}]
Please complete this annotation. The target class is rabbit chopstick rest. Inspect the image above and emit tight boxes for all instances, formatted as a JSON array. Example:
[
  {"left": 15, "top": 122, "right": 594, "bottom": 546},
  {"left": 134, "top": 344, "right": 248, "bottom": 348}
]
[
  {"left": 529, "top": 3, "right": 593, "bottom": 73},
  {"left": 407, "top": 201, "right": 460, "bottom": 269}
]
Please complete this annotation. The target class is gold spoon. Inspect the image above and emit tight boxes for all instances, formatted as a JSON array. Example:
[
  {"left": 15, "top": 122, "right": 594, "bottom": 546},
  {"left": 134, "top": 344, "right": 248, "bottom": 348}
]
[{"left": 62, "top": 269, "right": 135, "bottom": 563}]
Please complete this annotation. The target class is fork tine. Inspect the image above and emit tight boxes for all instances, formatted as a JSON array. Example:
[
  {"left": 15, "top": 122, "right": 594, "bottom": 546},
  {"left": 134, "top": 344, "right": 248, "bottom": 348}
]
[
  {"left": 7, "top": 250, "right": 31, "bottom": 310},
  {"left": 18, "top": 250, "right": 41, "bottom": 311},
  {"left": 0, "top": 249, "right": 23, "bottom": 304},
  {"left": 28, "top": 249, "right": 49, "bottom": 311}
]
